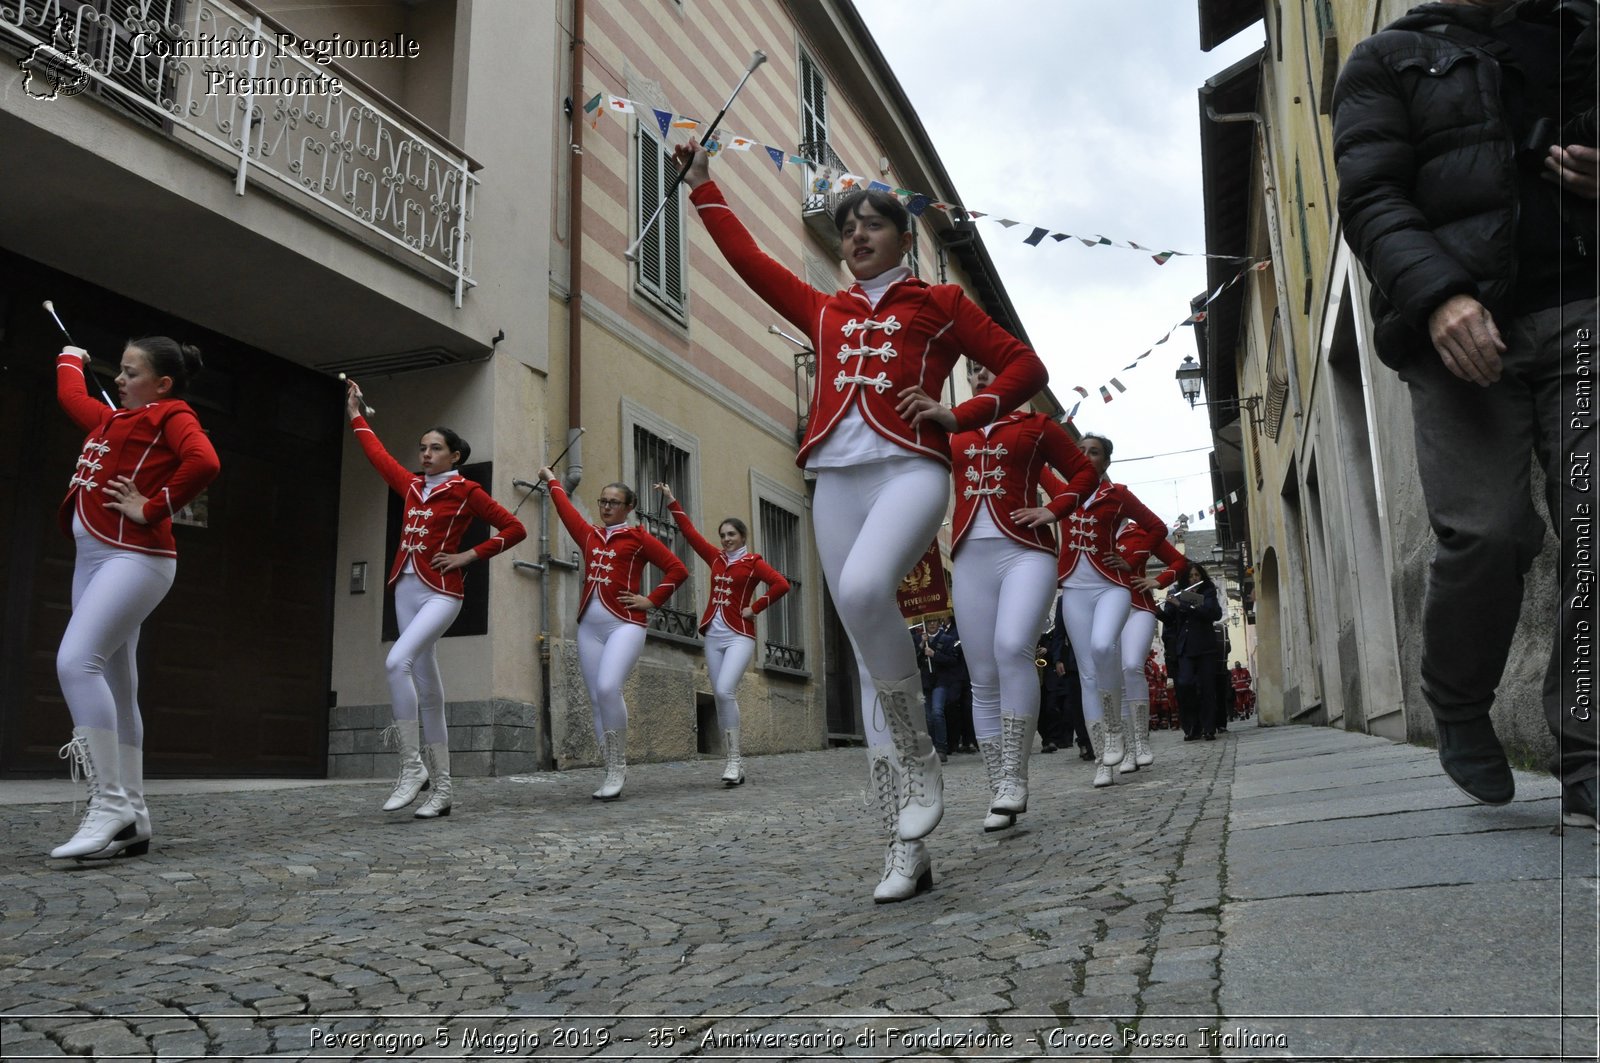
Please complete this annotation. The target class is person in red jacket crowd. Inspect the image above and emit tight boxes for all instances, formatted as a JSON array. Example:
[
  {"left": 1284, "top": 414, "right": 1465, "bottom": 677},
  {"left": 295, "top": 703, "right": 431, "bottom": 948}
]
[
  {"left": 657, "top": 482, "right": 790, "bottom": 786},
  {"left": 951, "top": 359, "right": 1098, "bottom": 832},
  {"left": 51, "top": 338, "right": 221, "bottom": 860},
  {"left": 1114, "top": 520, "right": 1188, "bottom": 774},
  {"left": 347, "top": 381, "right": 526, "bottom": 819},
  {"left": 674, "top": 140, "right": 1047, "bottom": 903},
  {"left": 1043, "top": 435, "right": 1170, "bottom": 788},
  {"left": 540, "top": 467, "right": 687, "bottom": 801}
]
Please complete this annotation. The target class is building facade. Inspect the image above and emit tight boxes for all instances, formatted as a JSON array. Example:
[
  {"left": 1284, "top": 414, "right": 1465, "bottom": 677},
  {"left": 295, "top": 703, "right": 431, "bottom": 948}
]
[{"left": 1193, "top": 0, "right": 1559, "bottom": 761}]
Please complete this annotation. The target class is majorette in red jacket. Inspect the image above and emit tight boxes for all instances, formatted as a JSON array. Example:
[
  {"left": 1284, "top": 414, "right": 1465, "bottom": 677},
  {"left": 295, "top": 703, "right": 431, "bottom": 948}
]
[
  {"left": 950, "top": 411, "right": 1100, "bottom": 556},
  {"left": 1115, "top": 520, "right": 1189, "bottom": 615},
  {"left": 352, "top": 416, "right": 526, "bottom": 598},
  {"left": 548, "top": 482, "right": 688, "bottom": 626},
  {"left": 1040, "top": 471, "right": 1170, "bottom": 590},
  {"left": 667, "top": 500, "right": 790, "bottom": 637},
  {"left": 56, "top": 352, "right": 221, "bottom": 558},
  {"left": 689, "top": 182, "right": 1047, "bottom": 468}
]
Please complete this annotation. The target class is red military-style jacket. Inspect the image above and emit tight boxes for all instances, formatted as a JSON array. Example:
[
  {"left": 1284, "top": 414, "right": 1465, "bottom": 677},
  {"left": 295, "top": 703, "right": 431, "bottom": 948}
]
[
  {"left": 1041, "top": 472, "right": 1169, "bottom": 590},
  {"left": 352, "top": 416, "right": 526, "bottom": 598},
  {"left": 1116, "top": 520, "right": 1190, "bottom": 615},
  {"left": 55, "top": 352, "right": 221, "bottom": 557},
  {"left": 667, "top": 500, "right": 790, "bottom": 637},
  {"left": 950, "top": 411, "right": 1099, "bottom": 555},
  {"left": 689, "top": 181, "right": 1047, "bottom": 468},
  {"left": 549, "top": 482, "right": 688, "bottom": 626}
]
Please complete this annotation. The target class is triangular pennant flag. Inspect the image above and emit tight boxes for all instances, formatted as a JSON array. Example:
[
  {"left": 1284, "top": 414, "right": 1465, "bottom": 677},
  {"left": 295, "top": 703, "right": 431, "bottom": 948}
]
[
  {"left": 1229, "top": 491, "right": 1239, "bottom": 502},
  {"left": 893, "top": 187, "right": 915, "bottom": 197},
  {"left": 1096, "top": 236, "right": 1113, "bottom": 245},
  {"left": 1253, "top": 260, "right": 1272, "bottom": 270},
  {"left": 1050, "top": 233, "right": 1071, "bottom": 242},
  {"left": 606, "top": 94, "right": 634, "bottom": 113},
  {"left": 1023, "top": 227, "right": 1049, "bottom": 246},
  {"left": 1099, "top": 385, "right": 1113, "bottom": 403},
  {"left": 1151, "top": 251, "right": 1176, "bottom": 265},
  {"left": 1066, "top": 400, "right": 1081, "bottom": 421},
  {"left": 1077, "top": 235, "right": 1098, "bottom": 247},
  {"left": 931, "top": 202, "right": 953, "bottom": 213},
  {"left": 765, "top": 146, "right": 785, "bottom": 172},
  {"left": 996, "top": 219, "right": 1021, "bottom": 228},
  {"left": 906, "top": 194, "right": 931, "bottom": 216},
  {"left": 1123, "top": 361, "right": 1140, "bottom": 371},
  {"left": 867, "top": 180, "right": 892, "bottom": 192},
  {"left": 811, "top": 173, "right": 833, "bottom": 194},
  {"left": 1154, "top": 333, "right": 1170, "bottom": 345},
  {"left": 582, "top": 92, "right": 602, "bottom": 114},
  {"left": 727, "top": 135, "right": 756, "bottom": 151},
  {"left": 672, "top": 117, "right": 700, "bottom": 130},
  {"left": 704, "top": 136, "right": 722, "bottom": 157},
  {"left": 837, "top": 174, "right": 863, "bottom": 190},
  {"left": 967, "top": 211, "right": 987, "bottom": 220},
  {"left": 652, "top": 108, "right": 673, "bottom": 138},
  {"left": 788, "top": 154, "right": 808, "bottom": 166},
  {"left": 1072, "top": 386, "right": 1089, "bottom": 398},
  {"left": 1110, "top": 378, "right": 1126, "bottom": 393}
]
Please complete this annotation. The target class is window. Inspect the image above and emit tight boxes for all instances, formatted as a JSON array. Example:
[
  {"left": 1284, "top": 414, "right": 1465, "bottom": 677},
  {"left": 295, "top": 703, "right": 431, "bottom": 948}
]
[
  {"left": 634, "top": 121, "right": 686, "bottom": 319},
  {"left": 632, "top": 425, "right": 699, "bottom": 639},
  {"left": 759, "top": 499, "right": 806, "bottom": 672},
  {"left": 1294, "top": 155, "right": 1313, "bottom": 314},
  {"left": 799, "top": 49, "right": 827, "bottom": 158}
]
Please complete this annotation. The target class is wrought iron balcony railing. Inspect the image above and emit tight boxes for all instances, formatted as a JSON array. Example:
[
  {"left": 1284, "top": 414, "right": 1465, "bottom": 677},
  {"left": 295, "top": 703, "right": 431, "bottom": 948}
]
[
  {"left": 797, "top": 139, "right": 848, "bottom": 256},
  {"left": 1, "top": 0, "right": 478, "bottom": 306}
]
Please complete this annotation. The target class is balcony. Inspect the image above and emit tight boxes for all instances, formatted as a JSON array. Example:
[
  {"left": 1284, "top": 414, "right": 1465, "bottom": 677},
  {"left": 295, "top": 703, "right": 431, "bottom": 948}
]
[
  {"left": 0, "top": 0, "right": 477, "bottom": 306},
  {"left": 797, "top": 139, "right": 847, "bottom": 258}
]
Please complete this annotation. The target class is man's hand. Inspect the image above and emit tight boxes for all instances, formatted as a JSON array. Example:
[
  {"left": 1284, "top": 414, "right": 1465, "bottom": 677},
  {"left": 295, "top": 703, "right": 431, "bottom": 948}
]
[
  {"left": 1545, "top": 144, "right": 1600, "bottom": 200},
  {"left": 1428, "top": 293, "right": 1506, "bottom": 386}
]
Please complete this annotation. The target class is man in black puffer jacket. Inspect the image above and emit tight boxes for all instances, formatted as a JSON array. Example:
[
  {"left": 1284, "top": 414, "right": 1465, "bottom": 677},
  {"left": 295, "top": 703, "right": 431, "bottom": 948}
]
[{"left": 1333, "top": 0, "right": 1597, "bottom": 828}]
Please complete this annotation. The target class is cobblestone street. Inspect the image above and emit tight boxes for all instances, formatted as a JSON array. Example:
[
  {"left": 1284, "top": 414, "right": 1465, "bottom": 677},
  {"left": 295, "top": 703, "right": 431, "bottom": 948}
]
[{"left": 1, "top": 722, "right": 1594, "bottom": 1060}]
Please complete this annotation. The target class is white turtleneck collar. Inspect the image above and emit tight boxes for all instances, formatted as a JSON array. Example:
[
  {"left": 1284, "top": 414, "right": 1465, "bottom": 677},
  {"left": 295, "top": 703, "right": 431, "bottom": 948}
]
[
  {"left": 421, "top": 469, "right": 457, "bottom": 499},
  {"left": 724, "top": 544, "right": 749, "bottom": 562},
  {"left": 857, "top": 265, "right": 911, "bottom": 309}
]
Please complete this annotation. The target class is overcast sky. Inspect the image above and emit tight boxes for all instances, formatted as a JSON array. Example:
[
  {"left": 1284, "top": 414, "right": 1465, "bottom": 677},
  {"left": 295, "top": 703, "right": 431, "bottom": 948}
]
[{"left": 854, "top": 0, "right": 1265, "bottom": 528}]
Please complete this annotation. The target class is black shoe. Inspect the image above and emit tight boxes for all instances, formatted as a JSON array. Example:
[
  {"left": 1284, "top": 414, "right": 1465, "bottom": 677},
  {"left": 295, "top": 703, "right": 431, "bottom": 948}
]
[
  {"left": 1041, "top": 743, "right": 1057, "bottom": 754},
  {"left": 1203, "top": 733, "right": 1215, "bottom": 741},
  {"left": 1183, "top": 734, "right": 1198, "bottom": 742},
  {"left": 1078, "top": 748, "right": 1095, "bottom": 761},
  {"left": 1436, "top": 718, "right": 1514, "bottom": 806},
  {"left": 1562, "top": 777, "right": 1598, "bottom": 830}
]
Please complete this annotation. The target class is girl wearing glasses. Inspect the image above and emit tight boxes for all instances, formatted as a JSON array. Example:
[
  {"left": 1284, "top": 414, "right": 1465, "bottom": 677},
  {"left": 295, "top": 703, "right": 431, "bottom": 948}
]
[
  {"left": 539, "top": 467, "right": 688, "bottom": 800},
  {"left": 347, "top": 381, "right": 527, "bottom": 819},
  {"left": 655, "top": 482, "right": 790, "bottom": 787},
  {"left": 673, "top": 140, "right": 1047, "bottom": 902}
]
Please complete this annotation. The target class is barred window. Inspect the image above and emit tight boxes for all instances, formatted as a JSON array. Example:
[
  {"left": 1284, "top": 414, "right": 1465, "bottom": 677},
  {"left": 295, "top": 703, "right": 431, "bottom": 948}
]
[
  {"left": 799, "top": 49, "right": 827, "bottom": 158},
  {"left": 634, "top": 121, "right": 686, "bottom": 319},
  {"left": 632, "top": 426, "right": 698, "bottom": 639},
  {"left": 759, "top": 499, "right": 805, "bottom": 672}
]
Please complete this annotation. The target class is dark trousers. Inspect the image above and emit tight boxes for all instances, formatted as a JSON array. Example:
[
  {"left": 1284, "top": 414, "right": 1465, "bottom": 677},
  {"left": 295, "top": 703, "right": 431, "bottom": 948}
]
[
  {"left": 1176, "top": 654, "right": 1219, "bottom": 738},
  {"left": 1400, "top": 298, "right": 1599, "bottom": 784}
]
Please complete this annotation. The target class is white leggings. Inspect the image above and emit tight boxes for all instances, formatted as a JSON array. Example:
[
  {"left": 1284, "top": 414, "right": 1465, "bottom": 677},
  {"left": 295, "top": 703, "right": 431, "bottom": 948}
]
[
  {"left": 57, "top": 520, "right": 176, "bottom": 742},
  {"left": 578, "top": 606, "right": 647, "bottom": 743},
  {"left": 1060, "top": 571, "right": 1131, "bottom": 724},
  {"left": 813, "top": 458, "right": 949, "bottom": 747},
  {"left": 1120, "top": 608, "right": 1159, "bottom": 719},
  {"left": 389, "top": 572, "right": 463, "bottom": 745},
  {"left": 953, "top": 539, "right": 1056, "bottom": 739},
  {"left": 705, "top": 628, "right": 756, "bottom": 731}
]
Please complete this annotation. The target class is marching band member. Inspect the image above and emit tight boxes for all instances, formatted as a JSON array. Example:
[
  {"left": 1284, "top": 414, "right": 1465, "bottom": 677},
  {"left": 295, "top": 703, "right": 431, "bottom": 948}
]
[
  {"left": 540, "top": 468, "right": 687, "bottom": 801},
  {"left": 952, "top": 360, "right": 1098, "bottom": 831},
  {"left": 675, "top": 140, "right": 1046, "bottom": 902},
  {"left": 1043, "top": 435, "right": 1169, "bottom": 787},
  {"left": 51, "top": 338, "right": 220, "bottom": 860},
  {"left": 1116, "top": 520, "right": 1189, "bottom": 773},
  {"left": 657, "top": 483, "right": 790, "bottom": 786},
  {"left": 348, "top": 382, "right": 526, "bottom": 819}
]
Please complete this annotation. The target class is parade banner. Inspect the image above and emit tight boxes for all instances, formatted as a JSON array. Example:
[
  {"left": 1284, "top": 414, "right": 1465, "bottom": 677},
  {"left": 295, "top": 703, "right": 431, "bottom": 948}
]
[{"left": 897, "top": 541, "right": 951, "bottom": 620}]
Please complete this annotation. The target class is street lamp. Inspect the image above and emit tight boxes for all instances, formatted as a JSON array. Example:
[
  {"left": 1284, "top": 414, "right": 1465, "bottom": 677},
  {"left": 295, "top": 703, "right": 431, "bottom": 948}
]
[{"left": 1176, "top": 354, "right": 1204, "bottom": 408}]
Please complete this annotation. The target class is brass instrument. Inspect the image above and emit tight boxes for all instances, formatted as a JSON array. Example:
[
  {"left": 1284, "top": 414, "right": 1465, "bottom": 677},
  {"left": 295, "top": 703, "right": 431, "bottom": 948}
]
[{"left": 1035, "top": 656, "right": 1049, "bottom": 669}]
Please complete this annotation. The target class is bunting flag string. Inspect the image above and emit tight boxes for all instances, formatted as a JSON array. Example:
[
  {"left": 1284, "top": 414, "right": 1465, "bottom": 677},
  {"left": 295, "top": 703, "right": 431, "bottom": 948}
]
[
  {"left": 1059, "top": 259, "right": 1271, "bottom": 421},
  {"left": 583, "top": 83, "right": 1249, "bottom": 264}
]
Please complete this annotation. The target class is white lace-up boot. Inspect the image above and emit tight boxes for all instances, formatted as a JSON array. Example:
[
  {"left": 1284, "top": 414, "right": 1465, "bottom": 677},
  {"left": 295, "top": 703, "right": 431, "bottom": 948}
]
[
  {"left": 414, "top": 743, "right": 453, "bottom": 818},
  {"left": 992, "top": 713, "right": 1033, "bottom": 815},
  {"left": 1089, "top": 719, "right": 1115, "bottom": 788},
  {"left": 869, "top": 750, "right": 933, "bottom": 902},
  {"left": 873, "top": 673, "right": 943, "bottom": 840},
  {"left": 978, "top": 736, "right": 1015, "bottom": 832},
  {"left": 50, "top": 727, "right": 136, "bottom": 859},
  {"left": 593, "top": 729, "right": 627, "bottom": 800},
  {"left": 381, "top": 720, "right": 430, "bottom": 811},
  {"left": 721, "top": 727, "right": 745, "bottom": 786},
  {"left": 1100, "top": 691, "right": 1127, "bottom": 768}
]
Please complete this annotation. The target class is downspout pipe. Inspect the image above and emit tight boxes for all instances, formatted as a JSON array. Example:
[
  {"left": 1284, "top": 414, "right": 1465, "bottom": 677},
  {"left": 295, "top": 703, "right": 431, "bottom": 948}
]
[{"left": 563, "top": 0, "right": 586, "bottom": 495}]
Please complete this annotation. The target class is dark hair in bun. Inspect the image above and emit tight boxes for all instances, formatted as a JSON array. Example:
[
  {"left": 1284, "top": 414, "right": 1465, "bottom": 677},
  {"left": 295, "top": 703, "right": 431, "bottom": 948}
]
[
  {"left": 128, "top": 336, "right": 203, "bottom": 396},
  {"left": 424, "top": 426, "right": 471, "bottom": 468}
]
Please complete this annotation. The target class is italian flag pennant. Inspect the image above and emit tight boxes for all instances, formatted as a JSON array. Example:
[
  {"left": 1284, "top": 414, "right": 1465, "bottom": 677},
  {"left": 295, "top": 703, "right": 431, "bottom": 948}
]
[{"left": 1151, "top": 250, "right": 1176, "bottom": 265}]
